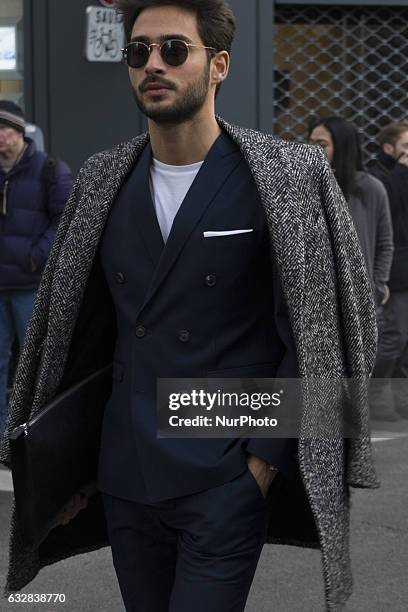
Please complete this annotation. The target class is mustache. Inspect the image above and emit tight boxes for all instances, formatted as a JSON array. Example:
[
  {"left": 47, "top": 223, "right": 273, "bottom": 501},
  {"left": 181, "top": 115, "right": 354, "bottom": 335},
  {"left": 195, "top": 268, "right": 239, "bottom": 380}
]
[{"left": 139, "top": 77, "right": 176, "bottom": 92}]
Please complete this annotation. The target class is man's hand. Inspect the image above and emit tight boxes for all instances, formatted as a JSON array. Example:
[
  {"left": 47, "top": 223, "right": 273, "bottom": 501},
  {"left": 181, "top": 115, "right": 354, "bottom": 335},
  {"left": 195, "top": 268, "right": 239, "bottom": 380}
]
[
  {"left": 58, "top": 483, "right": 97, "bottom": 525},
  {"left": 247, "top": 454, "right": 278, "bottom": 499},
  {"left": 59, "top": 492, "right": 88, "bottom": 525},
  {"left": 381, "top": 284, "right": 390, "bottom": 306}
]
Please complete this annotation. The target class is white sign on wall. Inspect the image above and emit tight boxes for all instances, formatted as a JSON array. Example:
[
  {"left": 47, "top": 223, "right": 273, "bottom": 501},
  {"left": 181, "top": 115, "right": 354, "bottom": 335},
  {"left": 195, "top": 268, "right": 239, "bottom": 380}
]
[
  {"left": 0, "top": 26, "right": 17, "bottom": 71},
  {"left": 85, "top": 6, "right": 125, "bottom": 63}
]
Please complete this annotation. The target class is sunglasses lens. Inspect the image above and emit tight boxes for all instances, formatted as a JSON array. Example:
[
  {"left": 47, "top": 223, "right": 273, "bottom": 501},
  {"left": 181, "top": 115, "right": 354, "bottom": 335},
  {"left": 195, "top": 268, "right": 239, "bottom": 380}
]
[
  {"left": 162, "top": 40, "right": 188, "bottom": 66},
  {"left": 125, "top": 43, "right": 149, "bottom": 68}
]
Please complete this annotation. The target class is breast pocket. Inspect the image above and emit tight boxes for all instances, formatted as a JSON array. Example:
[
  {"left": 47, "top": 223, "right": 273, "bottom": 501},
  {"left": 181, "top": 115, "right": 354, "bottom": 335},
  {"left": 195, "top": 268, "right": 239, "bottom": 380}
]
[
  {"left": 203, "top": 229, "right": 256, "bottom": 242},
  {"left": 203, "top": 229, "right": 254, "bottom": 238},
  {"left": 202, "top": 229, "right": 259, "bottom": 269}
]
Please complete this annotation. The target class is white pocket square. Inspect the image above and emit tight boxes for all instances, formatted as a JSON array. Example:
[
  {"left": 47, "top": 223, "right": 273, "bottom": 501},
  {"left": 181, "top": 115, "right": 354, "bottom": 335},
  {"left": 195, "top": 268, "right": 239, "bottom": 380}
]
[{"left": 203, "top": 229, "right": 254, "bottom": 238}]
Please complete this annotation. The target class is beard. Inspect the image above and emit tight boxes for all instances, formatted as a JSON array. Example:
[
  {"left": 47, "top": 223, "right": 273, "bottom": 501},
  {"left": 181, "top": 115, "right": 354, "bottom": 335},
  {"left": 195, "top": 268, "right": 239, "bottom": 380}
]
[{"left": 133, "top": 63, "right": 211, "bottom": 125}]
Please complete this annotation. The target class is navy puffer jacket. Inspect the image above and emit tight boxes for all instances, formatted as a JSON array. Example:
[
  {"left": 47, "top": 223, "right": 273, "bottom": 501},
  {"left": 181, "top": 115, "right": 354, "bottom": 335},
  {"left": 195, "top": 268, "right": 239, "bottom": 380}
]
[{"left": 0, "top": 138, "right": 72, "bottom": 291}]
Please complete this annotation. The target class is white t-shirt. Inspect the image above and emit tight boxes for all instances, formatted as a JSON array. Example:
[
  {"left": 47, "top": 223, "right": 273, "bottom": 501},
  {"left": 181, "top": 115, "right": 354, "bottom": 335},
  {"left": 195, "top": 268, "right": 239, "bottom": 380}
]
[{"left": 149, "top": 157, "right": 204, "bottom": 243}]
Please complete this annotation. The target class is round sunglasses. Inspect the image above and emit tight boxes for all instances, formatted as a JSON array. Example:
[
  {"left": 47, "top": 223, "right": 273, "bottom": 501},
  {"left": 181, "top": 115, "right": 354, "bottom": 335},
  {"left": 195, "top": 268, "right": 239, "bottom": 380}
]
[{"left": 122, "top": 39, "right": 217, "bottom": 69}]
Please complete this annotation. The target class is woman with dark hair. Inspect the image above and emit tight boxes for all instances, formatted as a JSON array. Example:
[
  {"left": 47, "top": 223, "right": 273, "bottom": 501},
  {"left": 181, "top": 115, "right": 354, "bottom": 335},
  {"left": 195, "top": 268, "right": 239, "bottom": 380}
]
[
  {"left": 308, "top": 116, "right": 394, "bottom": 307},
  {"left": 308, "top": 116, "right": 396, "bottom": 421}
]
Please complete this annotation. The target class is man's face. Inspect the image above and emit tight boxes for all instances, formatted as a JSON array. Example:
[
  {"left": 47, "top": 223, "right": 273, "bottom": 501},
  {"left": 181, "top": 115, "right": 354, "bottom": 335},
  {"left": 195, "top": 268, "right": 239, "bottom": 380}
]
[
  {"left": 0, "top": 125, "right": 23, "bottom": 157},
  {"left": 128, "top": 6, "right": 214, "bottom": 124},
  {"left": 384, "top": 130, "right": 408, "bottom": 161}
]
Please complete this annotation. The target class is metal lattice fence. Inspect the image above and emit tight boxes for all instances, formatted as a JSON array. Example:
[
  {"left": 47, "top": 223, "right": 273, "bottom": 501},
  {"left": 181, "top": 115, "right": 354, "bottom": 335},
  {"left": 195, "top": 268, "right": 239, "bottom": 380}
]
[{"left": 273, "top": 4, "right": 408, "bottom": 162}]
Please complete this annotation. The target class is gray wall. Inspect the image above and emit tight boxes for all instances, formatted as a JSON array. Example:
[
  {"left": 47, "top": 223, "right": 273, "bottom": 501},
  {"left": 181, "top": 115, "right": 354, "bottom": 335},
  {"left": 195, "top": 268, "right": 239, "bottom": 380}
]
[
  {"left": 24, "top": 0, "right": 271, "bottom": 174},
  {"left": 25, "top": 0, "right": 145, "bottom": 173}
]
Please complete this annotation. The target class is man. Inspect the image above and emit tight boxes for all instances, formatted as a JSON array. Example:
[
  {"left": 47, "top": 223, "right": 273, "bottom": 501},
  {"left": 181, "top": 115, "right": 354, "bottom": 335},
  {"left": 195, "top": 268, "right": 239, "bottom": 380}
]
[
  {"left": 0, "top": 1, "right": 378, "bottom": 611},
  {"left": 0, "top": 101, "right": 72, "bottom": 436},
  {"left": 369, "top": 121, "right": 408, "bottom": 420}
]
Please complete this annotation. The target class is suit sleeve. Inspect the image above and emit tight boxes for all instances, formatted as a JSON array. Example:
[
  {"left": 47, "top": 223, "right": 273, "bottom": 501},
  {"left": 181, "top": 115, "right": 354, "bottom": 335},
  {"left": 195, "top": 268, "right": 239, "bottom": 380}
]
[{"left": 244, "top": 252, "right": 298, "bottom": 478}]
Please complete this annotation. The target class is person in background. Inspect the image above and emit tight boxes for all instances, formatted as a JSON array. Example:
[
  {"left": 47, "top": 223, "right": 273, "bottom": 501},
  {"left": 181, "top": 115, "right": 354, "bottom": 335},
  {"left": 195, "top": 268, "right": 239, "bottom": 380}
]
[
  {"left": 0, "top": 100, "right": 72, "bottom": 435},
  {"left": 368, "top": 121, "right": 408, "bottom": 421},
  {"left": 308, "top": 116, "right": 395, "bottom": 421},
  {"left": 307, "top": 116, "right": 394, "bottom": 309},
  {"left": 3, "top": 116, "right": 44, "bottom": 404}
]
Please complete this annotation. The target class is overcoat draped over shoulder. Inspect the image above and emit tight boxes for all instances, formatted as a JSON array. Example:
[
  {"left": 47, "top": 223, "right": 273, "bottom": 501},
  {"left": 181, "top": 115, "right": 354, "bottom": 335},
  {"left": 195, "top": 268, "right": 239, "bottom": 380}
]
[{"left": 0, "top": 117, "right": 379, "bottom": 611}]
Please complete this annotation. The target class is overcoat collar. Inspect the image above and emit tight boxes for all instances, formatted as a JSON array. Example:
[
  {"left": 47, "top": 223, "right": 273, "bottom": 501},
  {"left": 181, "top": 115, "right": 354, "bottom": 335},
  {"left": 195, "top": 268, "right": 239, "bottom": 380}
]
[{"left": 124, "top": 141, "right": 165, "bottom": 269}]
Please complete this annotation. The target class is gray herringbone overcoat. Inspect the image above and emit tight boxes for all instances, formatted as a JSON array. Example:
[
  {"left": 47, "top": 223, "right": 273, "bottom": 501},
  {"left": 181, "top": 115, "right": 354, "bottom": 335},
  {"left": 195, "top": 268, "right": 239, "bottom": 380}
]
[{"left": 0, "top": 117, "right": 379, "bottom": 611}]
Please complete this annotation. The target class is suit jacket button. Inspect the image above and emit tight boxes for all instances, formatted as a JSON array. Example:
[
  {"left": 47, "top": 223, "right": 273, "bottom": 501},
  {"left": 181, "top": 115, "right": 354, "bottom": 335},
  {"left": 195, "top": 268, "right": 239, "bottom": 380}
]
[
  {"left": 116, "top": 272, "right": 126, "bottom": 284},
  {"left": 179, "top": 330, "right": 191, "bottom": 343},
  {"left": 205, "top": 274, "right": 217, "bottom": 287},
  {"left": 135, "top": 325, "right": 146, "bottom": 338}
]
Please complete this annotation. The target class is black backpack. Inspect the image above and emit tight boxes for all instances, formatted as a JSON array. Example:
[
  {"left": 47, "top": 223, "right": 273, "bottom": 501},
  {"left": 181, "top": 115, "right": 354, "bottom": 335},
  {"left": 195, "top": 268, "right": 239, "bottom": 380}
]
[{"left": 42, "top": 156, "right": 59, "bottom": 191}]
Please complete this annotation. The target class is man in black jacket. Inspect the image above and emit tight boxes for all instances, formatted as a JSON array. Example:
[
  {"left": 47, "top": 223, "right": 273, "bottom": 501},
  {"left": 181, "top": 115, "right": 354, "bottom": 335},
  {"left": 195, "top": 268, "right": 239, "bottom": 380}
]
[
  {"left": 369, "top": 121, "right": 408, "bottom": 420},
  {"left": 0, "top": 101, "right": 72, "bottom": 435}
]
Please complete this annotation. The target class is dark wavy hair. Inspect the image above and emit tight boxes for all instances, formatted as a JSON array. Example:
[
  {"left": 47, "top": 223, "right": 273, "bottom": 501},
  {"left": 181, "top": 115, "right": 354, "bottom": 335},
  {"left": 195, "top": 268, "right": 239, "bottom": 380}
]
[
  {"left": 308, "top": 116, "right": 364, "bottom": 201},
  {"left": 114, "top": 0, "right": 236, "bottom": 51}
]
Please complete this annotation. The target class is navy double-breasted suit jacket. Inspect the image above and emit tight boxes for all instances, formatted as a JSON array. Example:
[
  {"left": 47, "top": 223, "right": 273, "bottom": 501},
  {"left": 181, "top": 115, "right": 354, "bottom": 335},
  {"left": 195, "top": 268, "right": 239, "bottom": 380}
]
[{"left": 97, "top": 131, "right": 297, "bottom": 502}]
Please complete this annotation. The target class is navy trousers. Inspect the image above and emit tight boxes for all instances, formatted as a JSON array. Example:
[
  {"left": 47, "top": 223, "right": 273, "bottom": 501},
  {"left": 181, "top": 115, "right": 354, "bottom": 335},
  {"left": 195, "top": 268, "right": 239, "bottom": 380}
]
[{"left": 101, "top": 466, "right": 271, "bottom": 612}]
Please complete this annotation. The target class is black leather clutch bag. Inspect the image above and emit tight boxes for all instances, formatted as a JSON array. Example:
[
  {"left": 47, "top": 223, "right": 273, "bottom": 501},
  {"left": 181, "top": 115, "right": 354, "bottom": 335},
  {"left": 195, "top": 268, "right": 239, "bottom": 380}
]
[{"left": 9, "top": 363, "right": 112, "bottom": 551}]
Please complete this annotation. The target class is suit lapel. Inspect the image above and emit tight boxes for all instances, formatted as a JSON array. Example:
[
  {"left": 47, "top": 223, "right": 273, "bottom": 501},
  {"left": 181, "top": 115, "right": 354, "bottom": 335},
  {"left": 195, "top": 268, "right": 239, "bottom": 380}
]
[
  {"left": 216, "top": 117, "right": 306, "bottom": 362},
  {"left": 137, "top": 131, "right": 242, "bottom": 313},
  {"left": 128, "top": 142, "right": 164, "bottom": 268}
]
